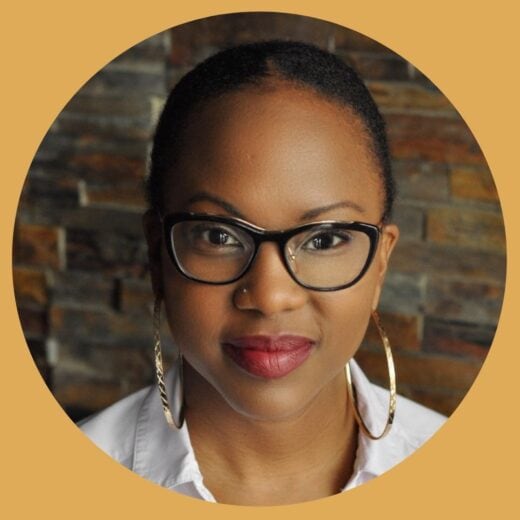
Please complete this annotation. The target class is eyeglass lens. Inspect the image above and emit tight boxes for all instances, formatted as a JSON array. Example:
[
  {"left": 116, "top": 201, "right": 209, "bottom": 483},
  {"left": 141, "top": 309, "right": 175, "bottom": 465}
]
[{"left": 170, "top": 220, "right": 372, "bottom": 289}]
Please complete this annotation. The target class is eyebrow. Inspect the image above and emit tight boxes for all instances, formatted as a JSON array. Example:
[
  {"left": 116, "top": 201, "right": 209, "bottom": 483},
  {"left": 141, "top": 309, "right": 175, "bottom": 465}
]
[
  {"left": 300, "top": 201, "right": 366, "bottom": 220},
  {"left": 186, "top": 192, "right": 366, "bottom": 222},
  {"left": 187, "top": 192, "right": 246, "bottom": 219}
]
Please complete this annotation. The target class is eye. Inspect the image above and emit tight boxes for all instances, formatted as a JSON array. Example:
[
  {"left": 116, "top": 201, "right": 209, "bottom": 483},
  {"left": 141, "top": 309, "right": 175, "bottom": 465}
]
[
  {"left": 302, "top": 230, "right": 352, "bottom": 251},
  {"left": 190, "top": 223, "right": 242, "bottom": 248}
]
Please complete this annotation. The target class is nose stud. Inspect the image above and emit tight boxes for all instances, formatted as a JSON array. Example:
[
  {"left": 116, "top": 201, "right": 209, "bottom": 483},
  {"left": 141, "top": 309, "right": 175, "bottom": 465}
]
[{"left": 233, "top": 286, "right": 250, "bottom": 310}]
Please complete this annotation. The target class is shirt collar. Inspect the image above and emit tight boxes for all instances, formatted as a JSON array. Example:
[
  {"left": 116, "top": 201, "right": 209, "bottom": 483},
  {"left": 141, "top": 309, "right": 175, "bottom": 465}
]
[{"left": 133, "top": 360, "right": 417, "bottom": 498}]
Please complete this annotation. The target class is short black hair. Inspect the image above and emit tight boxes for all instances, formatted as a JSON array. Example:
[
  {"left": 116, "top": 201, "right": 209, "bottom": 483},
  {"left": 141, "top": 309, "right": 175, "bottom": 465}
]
[{"left": 147, "top": 39, "right": 395, "bottom": 222}]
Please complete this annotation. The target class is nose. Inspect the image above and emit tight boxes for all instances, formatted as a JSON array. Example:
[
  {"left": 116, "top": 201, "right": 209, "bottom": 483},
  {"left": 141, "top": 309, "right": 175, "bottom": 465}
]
[{"left": 233, "top": 242, "right": 309, "bottom": 316}]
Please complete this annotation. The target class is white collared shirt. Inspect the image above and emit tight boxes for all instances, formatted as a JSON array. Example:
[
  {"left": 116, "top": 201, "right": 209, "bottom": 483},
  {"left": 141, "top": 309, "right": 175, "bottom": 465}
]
[{"left": 79, "top": 360, "right": 446, "bottom": 500}]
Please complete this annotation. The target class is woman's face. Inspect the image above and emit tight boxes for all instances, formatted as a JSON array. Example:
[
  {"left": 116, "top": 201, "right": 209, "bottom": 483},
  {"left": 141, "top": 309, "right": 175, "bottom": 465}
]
[{"left": 145, "top": 83, "right": 399, "bottom": 421}]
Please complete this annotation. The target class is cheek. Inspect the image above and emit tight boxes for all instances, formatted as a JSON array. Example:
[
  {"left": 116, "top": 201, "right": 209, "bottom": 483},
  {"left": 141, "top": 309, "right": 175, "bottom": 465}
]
[
  {"left": 160, "top": 249, "right": 231, "bottom": 359},
  {"left": 318, "top": 265, "right": 380, "bottom": 359}
]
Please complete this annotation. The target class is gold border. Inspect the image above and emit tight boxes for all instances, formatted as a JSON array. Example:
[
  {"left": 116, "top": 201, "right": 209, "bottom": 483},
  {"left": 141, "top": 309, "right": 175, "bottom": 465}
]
[{"left": 2, "top": 1, "right": 516, "bottom": 517}]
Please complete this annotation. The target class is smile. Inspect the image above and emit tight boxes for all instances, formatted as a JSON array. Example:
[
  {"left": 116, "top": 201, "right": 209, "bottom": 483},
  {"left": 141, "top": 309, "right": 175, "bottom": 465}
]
[{"left": 222, "top": 335, "right": 315, "bottom": 379}]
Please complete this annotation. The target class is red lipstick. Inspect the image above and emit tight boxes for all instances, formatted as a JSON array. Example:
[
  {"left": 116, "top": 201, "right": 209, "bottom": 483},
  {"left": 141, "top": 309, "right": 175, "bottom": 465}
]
[{"left": 222, "top": 335, "right": 315, "bottom": 379}]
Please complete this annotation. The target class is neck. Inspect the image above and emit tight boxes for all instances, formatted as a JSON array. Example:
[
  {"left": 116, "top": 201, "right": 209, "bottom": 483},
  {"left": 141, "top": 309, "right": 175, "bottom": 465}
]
[{"left": 183, "top": 362, "right": 358, "bottom": 504}]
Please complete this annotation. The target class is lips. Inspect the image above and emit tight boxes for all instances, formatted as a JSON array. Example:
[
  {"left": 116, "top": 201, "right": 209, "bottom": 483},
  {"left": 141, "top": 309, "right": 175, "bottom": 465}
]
[{"left": 222, "top": 335, "right": 315, "bottom": 379}]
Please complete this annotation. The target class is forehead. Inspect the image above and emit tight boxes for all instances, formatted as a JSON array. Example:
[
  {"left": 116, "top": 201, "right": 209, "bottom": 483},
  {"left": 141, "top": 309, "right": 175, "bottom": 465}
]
[{"left": 165, "top": 85, "right": 383, "bottom": 226}]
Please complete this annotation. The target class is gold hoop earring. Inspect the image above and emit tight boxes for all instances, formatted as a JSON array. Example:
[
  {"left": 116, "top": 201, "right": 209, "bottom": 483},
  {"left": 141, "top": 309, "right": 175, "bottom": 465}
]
[
  {"left": 153, "top": 296, "right": 185, "bottom": 429},
  {"left": 345, "top": 310, "right": 396, "bottom": 440}
]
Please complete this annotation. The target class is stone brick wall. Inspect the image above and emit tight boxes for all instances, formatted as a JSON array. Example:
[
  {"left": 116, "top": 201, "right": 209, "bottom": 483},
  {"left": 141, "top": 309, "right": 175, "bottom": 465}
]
[{"left": 13, "top": 13, "right": 505, "bottom": 420}]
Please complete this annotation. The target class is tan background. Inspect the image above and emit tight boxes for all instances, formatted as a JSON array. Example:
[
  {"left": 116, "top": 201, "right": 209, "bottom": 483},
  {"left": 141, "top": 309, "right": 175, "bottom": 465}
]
[
  {"left": 13, "top": 13, "right": 504, "bottom": 420},
  {"left": 2, "top": 1, "right": 517, "bottom": 518}
]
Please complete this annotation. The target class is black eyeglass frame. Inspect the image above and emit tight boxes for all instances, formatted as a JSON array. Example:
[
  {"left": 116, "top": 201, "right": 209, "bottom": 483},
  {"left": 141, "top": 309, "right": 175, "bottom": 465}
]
[{"left": 161, "top": 212, "right": 382, "bottom": 292}]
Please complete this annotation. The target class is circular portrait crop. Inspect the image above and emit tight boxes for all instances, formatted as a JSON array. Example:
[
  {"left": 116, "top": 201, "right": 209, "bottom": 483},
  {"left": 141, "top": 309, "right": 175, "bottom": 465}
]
[{"left": 12, "top": 12, "right": 506, "bottom": 506}]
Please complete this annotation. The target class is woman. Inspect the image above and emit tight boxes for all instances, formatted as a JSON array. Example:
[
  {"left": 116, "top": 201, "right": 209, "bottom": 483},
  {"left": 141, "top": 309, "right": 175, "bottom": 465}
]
[{"left": 79, "top": 40, "right": 445, "bottom": 505}]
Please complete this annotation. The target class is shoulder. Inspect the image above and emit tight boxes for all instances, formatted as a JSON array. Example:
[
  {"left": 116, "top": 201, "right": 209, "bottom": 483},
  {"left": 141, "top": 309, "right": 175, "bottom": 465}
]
[
  {"left": 77, "top": 383, "right": 154, "bottom": 468},
  {"left": 344, "top": 382, "right": 447, "bottom": 490},
  {"left": 76, "top": 371, "right": 198, "bottom": 490},
  {"left": 349, "top": 360, "right": 447, "bottom": 449},
  {"left": 372, "top": 383, "right": 447, "bottom": 446},
  {"left": 349, "top": 359, "right": 447, "bottom": 481},
  {"left": 397, "top": 392, "right": 447, "bottom": 444}
]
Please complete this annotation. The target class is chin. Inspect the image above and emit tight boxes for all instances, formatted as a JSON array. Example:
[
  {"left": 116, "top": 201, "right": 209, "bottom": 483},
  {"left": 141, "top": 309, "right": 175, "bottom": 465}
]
[
  {"left": 218, "top": 381, "right": 322, "bottom": 424},
  {"left": 184, "top": 356, "right": 332, "bottom": 424}
]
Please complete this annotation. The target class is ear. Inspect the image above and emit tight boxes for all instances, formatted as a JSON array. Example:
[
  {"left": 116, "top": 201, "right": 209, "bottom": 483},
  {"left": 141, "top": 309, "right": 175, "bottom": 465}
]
[
  {"left": 371, "top": 223, "right": 400, "bottom": 311},
  {"left": 142, "top": 209, "right": 164, "bottom": 299}
]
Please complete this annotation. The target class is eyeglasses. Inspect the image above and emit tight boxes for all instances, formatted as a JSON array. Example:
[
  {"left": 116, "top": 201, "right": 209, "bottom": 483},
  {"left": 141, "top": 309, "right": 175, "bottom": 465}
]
[{"left": 161, "top": 212, "right": 382, "bottom": 292}]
